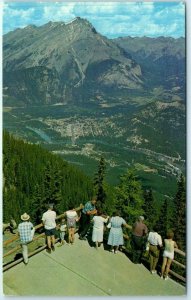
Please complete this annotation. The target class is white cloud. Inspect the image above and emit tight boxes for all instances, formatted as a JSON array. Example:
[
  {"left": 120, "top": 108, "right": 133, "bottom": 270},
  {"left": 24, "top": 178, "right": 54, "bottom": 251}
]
[
  {"left": 42, "top": 3, "right": 76, "bottom": 22},
  {"left": 3, "top": 1, "right": 185, "bottom": 37},
  {"left": 4, "top": 5, "right": 35, "bottom": 19}
]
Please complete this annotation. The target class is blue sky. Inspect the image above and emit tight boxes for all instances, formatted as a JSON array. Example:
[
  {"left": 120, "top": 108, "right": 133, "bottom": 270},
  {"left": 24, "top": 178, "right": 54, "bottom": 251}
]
[{"left": 3, "top": 1, "right": 185, "bottom": 38}]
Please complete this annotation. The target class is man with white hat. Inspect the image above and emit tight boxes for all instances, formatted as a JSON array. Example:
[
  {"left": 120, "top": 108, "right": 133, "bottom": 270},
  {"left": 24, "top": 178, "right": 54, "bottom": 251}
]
[{"left": 18, "top": 213, "right": 35, "bottom": 265}]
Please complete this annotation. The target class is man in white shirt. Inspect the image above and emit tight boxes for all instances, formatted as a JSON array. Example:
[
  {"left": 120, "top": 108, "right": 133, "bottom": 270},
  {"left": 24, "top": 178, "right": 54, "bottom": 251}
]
[
  {"left": 147, "top": 225, "right": 163, "bottom": 274},
  {"left": 42, "top": 203, "right": 57, "bottom": 253}
]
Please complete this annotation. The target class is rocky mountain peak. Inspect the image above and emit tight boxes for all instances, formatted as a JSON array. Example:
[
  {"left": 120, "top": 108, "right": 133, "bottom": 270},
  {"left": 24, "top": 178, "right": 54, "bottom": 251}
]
[{"left": 3, "top": 19, "right": 144, "bottom": 105}]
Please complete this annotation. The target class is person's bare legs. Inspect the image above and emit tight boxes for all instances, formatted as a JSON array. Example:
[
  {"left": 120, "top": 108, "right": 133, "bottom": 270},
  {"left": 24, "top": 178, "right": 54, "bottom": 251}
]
[
  {"left": 47, "top": 236, "right": 51, "bottom": 249},
  {"left": 71, "top": 228, "right": 75, "bottom": 244},
  {"left": 165, "top": 258, "right": 172, "bottom": 279},
  {"left": 161, "top": 257, "right": 167, "bottom": 278},
  {"left": 51, "top": 235, "right": 55, "bottom": 250},
  {"left": 115, "top": 246, "right": 119, "bottom": 253},
  {"left": 68, "top": 228, "right": 71, "bottom": 243}
]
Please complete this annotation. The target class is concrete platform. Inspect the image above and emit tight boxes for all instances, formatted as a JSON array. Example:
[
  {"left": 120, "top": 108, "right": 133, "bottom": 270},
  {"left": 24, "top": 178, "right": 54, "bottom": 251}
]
[{"left": 3, "top": 235, "right": 186, "bottom": 296}]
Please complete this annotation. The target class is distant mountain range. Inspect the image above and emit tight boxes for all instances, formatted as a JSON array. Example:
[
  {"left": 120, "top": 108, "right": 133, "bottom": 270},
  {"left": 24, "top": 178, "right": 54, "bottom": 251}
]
[
  {"left": 3, "top": 18, "right": 185, "bottom": 106},
  {"left": 113, "top": 36, "right": 185, "bottom": 95}
]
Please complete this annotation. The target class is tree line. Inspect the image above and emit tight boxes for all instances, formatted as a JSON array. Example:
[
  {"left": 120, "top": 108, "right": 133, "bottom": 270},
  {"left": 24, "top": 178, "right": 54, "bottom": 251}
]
[{"left": 3, "top": 130, "right": 186, "bottom": 251}]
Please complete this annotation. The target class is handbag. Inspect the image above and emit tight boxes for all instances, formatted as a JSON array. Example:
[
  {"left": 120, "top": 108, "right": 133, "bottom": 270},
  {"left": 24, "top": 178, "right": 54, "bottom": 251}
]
[{"left": 107, "top": 223, "right": 111, "bottom": 229}]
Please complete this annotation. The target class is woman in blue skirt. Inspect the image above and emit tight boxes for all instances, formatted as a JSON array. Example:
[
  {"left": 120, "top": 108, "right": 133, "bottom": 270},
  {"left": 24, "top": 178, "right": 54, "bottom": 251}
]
[{"left": 107, "top": 211, "right": 132, "bottom": 254}]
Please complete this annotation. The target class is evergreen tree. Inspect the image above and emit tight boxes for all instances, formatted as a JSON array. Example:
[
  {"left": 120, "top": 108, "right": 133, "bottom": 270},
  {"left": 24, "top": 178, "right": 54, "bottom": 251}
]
[
  {"left": 43, "top": 162, "right": 52, "bottom": 205},
  {"left": 115, "top": 169, "right": 144, "bottom": 223},
  {"left": 30, "top": 184, "right": 45, "bottom": 224},
  {"left": 156, "top": 198, "right": 169, "bottom": 239},
  {"left": 94, "top": 156, "right": 107, "bottom": 210},
  {"left": 142, "top": 189, "right": 156, "bottom": 229},
  {"left": 101, "top": 183, "right": 116, "bottom": 215},
  {"left": 173, "top": 174, "right": 186, "bottom": 250}
]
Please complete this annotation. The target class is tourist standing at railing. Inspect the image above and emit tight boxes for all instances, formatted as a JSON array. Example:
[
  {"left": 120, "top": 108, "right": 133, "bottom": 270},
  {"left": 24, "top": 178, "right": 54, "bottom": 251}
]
[
  {"left": 107, "top": 211, "right": 132, "bottom": 254},
  {"left": 161, "top": 230, "right": 178, "bottom": 280},
  {"left": 131, "top": 216, "right": 148, "bottom": 263},
  {"left": 18, "top": 213, "right": 35, "bottom": 265},
  {"left": 66, "top": 206, "right": 79, "bottom": 244},
  {"left": 79, "top": 197, "right": 97, "bottom": 240},
  {"left": 42, "top": 203, "right": 57, "bottom": 253},
  {"left": 147, "top": 225, "right": 163, "bottom": 274},
  {"left": 57, "top": 218, "right": 67, "bottom": 246},
  {"left": 92, "top": 210, "right": 109, "bottom": 249}
]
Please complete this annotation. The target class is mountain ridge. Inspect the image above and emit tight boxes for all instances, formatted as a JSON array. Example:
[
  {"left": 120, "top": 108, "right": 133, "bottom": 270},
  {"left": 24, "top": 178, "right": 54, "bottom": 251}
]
[
  {"left": 4, "top": 18, "right": 145, "bottom": 106},
  {"left": 113, "top": 36, "right": 185, "bottom": 95}
]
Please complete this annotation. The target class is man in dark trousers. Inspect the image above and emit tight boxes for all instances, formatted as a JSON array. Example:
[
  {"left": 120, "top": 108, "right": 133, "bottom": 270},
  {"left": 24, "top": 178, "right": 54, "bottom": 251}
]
[
  {"left": 131, "top": 216, "right": 148, "bottom": 263},
  {"left": 79, "top": 197, "right": 97, "bottom": 240}
]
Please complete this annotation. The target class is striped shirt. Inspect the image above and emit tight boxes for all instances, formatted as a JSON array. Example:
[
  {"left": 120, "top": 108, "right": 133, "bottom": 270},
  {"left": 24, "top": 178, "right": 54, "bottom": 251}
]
[{"left": 18, "top": 221, "right": 34, "bottom": 243}]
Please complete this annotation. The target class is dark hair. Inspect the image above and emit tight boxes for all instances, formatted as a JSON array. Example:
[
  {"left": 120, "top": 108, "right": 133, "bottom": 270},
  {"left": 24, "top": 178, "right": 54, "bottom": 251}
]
[
  {"left": 166, "top": 230, "right": 174, "bottom": 239},
  {"left": 48, "top": 203, "right": 54, "bottom": 209},
  {"left": 97, "top": 210, "right": 102, "bottom": 216},
  {"left": 68, "top": 205, "right": 74, "bottom": 210},
  {"left": 112, "top": 210, "right": 120, "bottom": 217},
  {"left": 152, "top": 225, "right": 159, "bottom": 232}
]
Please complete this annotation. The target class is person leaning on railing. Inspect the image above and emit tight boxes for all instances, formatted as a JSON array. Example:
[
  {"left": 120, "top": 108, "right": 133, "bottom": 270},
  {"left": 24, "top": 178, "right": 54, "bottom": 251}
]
[
  {"left": 107, "top": 210, "right": 132, "bottom": 254},
  {"left": 79, "top": 197, "right": 97, "bottom": 240},
  {"left": 18, "top": 213, "right": 35, "bottom": 265},
  {"left": 131, "top": 216, "right": 148, "bottom": 264},
  {"left": 41, "top": 203, "right": 57, "bottom": 253},
  {"left": 147, "top": 225, "right": 163, "bottom": 274},
  {"left": 161, "top": 229, "right": 178, "bottom": 280},
  {"left": 66, "top": 205, "right": 80, "bottom": 245}
]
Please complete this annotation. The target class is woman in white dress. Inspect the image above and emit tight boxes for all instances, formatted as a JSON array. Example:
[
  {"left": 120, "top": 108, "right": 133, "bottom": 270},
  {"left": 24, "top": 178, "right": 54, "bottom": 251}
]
[{"left": 92, "top": 210, "right": 109, "bottom": 249}]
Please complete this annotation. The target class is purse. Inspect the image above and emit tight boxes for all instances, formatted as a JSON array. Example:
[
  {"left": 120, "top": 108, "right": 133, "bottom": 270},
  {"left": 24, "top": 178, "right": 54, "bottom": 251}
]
[{"left": 107, "top": 223, "right": 111, "bottom": 229}]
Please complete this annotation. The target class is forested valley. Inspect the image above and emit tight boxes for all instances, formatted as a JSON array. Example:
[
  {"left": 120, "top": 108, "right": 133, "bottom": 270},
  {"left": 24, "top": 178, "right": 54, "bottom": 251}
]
[{"left": 3, "top": 130, "right": 186, "bottom": 251}]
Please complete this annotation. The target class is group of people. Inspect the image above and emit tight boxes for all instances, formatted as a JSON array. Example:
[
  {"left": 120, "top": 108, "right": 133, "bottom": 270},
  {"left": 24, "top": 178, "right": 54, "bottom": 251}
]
[
  {"left": 131, "top": 216, "right": 178, "bottom": 280},
  {"left": 17, "top": 198, "right": 178, "bottom": 280}
]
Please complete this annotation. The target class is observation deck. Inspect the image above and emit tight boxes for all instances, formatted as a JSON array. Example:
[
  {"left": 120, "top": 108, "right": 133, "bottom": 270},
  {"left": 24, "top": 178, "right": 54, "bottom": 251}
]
[{"left": 3, "top": 233, "right": 185, "bottom": 296}]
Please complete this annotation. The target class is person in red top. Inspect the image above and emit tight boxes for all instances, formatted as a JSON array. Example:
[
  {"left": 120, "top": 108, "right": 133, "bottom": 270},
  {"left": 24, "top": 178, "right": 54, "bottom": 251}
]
[{"left": 131, "top": 216, "right": 148, "bottom": 264}]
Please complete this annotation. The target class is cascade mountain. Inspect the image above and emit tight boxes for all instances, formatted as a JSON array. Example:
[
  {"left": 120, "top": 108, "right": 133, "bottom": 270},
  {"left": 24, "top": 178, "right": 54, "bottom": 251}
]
[{"left": 4, "top": 17, "right": 143, "bottom": 106}]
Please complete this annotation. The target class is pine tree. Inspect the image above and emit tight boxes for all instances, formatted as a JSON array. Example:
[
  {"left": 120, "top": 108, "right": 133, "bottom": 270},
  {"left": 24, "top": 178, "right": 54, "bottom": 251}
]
[
  {"left": 51, "top": 168, "right": 63, "bottom": 213},
  {"left": 94, "top": 156, "right": 107, "bottom": 210},
  {"left": 173, "top": 174, "right": 186, "bottom": 250},
  {"left": 43, "top": 161, "right": 53, "bottom": 205},
  {"left": 142, "top": 189, "right": 156, "bottom": 229},
  {"left": 156, "top": 198, "right": 168, "bottom": 238},
  {"left": 30, "top": 184, "right": 45, "bottom": 224},
  {"left": 115, "top": 169, "right": 144, "bottom": 223}
]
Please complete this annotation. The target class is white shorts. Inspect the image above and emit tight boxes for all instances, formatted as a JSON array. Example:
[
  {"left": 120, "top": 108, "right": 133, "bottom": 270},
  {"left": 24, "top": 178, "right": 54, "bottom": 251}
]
[{"left": 163, "top": 250, "right": 174, "bottom": 260}]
